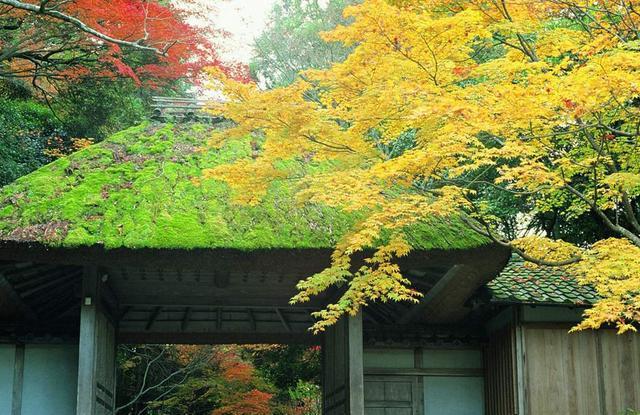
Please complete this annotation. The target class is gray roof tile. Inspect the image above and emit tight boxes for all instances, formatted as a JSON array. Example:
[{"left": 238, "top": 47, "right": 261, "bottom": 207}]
[{"left": 487, "top": 256, "right": 598, "bottom": 305}]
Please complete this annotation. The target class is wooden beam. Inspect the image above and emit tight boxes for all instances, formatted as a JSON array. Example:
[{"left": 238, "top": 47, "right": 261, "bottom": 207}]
[
  {"left": 52, "top": 300, "right": 81, "bottom": 321},
  {"left": 214, "top": 273, "right": 230, "bottom": 288},
  {"left": 100, "top": 279, "right": 119, "bottom": 319},
  {"left": 118, "top": 295, "right": 324, "bottom": 308},
  {"left": 12, "top": 267, "right": 75, "bottom": 290},
  {"left": 247, "top": 309, "right": 256, "bottom": 331},
  {"left": 118, "top": 331, "right": 320, "bottom": 345},
  {"left": 363, "top": 307, "right": 385, "bottom": 326},
  {"left": 146, "top": 306, "right": 162, "bottom": 331},
  {"left": 0, "top": 262, "right": 31, "bottom": 274},
  {"left": 275, "top": 308, "right": 291, "bottom": 332},
  {"left": 36, "top": 290, "right": 76, "bottom": 317},
  {"left": 0, "top": 273, "right": 38, "bottom": 322},
  {"left": 181, "top": 307, "right": 192, "bottom": 331},
  {"left": 117, "top": 306, "right": 131, "bottom": 322},
  {"left": 19, "top": 272, "right": 78, "bottom": 298},
  {"left": 118, "top": 302, "right": 315, "bottom": 311},
  {"left": 5, "top": 264, "right": 57, "bottom": 282},
  {"left": 27, "top": 274, "right": 76, "bottom": 304},
  {"left": 0, "top": 241, "right": 508, "bottom": 278},
  {"left": 398, "top": 264, "right": 466, "bottom": 324}
]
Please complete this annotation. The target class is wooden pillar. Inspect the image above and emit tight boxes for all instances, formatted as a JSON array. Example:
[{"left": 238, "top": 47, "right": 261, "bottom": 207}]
[
  {"left": 347, "top": 314, "right": 364, "bottom": 415},
  {"left": 77, "top": 267, "right": 117, "bottom": 415},
  {"left": 322, "top": 313, "right": 364, "bottom": 415},
  {"left": 11, "top": 344, "right": 24, "bottom": 415}
]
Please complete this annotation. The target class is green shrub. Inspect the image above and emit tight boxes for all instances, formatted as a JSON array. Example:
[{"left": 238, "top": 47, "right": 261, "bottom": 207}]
[{"left": 0, "top": 99, "right": 64, "bottom": 186}]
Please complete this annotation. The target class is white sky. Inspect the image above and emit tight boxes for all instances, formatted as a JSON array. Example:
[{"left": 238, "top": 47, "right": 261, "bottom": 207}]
[{"left": 212, "top": 0, "right": 279, "bottom": 63}]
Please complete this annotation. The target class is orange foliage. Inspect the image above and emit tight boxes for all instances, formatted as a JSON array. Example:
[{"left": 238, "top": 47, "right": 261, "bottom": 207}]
[
  {"left": 44, "top": 137, "right": 95, "bottom": 158},
  {"left": 212, "top": 389, "right": 273, "bottom": 415},
  {"left": 219, "top": 352, "right": 254, "bottom": 383},
  {"left": 1, "top": 0, "right": 251, "bottom": 86}
]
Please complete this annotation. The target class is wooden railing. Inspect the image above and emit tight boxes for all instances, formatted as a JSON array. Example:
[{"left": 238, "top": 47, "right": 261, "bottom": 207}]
[{"left": 150, "top": 96, "right": 224, "bottom": 123}]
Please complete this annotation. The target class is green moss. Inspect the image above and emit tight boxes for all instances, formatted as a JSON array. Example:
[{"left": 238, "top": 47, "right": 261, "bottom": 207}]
[{"left": 0, "top": 121, "right": 489, "bottom": 250}]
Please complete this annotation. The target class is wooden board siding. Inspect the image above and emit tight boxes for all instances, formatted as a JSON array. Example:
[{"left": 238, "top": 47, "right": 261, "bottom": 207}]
[
  {"left": 95, "top": 311, "right": 116, "bottom": 415},
  {"left": 523, "top": 327, "right": 600, "bottom": 415},
  {"left": 599, "top": 331, "right": 640, "bottom": 414},
  {"left": 521, "top": 327, "right": 640, "bottom": 415},
  {"left": 484, "top": 327, "right": 517, "bottom": 415}
]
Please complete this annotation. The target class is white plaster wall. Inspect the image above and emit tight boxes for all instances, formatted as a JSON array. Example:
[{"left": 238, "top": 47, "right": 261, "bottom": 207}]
[
  {"left": 422, "top": 350, "right": 484, "bottom": 414},
  {"left": 424, "top": 376, "right": 485, "bottom": 415},
  {"left": 0, "top": 344, "right": 16, "bottom": 415},
  {"left": 21, "top": 344, "right": 78, "bottom": 415}
]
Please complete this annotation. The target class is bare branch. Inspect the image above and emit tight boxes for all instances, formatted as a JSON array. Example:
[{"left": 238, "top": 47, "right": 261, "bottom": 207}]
[
  {"left": 115, "top": 346, "right": 214, "bottom": 414},
  {"left": 116, "top": 346, "right": 168, "bottom": 413}
]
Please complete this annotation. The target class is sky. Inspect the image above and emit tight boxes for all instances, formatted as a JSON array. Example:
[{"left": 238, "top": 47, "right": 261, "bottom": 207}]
[{"left": 211, "top": 0, "right": 279, "bottom": 63}]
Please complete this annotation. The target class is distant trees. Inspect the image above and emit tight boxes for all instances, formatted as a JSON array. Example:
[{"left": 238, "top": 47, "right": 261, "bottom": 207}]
[
  {"left": 116, "top": 344, "right": 321, "bottom": 415},
  {"left": 245, "top": 344, "right": 321, "bottom": 414},
  {"left": 0, "top": 97, "right": 61, "bottom": 185},
  {"left": 250, "top": 0, "right": 359, "bottom": 89},
  {"left": 116, "top": 345, "right": 272, "bottom": 415}
]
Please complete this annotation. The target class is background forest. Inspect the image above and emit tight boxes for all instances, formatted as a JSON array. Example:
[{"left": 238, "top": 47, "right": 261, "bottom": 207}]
[{"left": 0, "top": 0, "right": 353, "bottom": 413}]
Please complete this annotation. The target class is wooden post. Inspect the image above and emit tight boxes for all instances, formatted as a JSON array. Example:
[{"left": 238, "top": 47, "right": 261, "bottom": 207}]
[
  {"left": 322, "top": 313, "right": 364, "bottom": 415},
  {"left": 11, "top": 344, "right": 24, "bottom": 415},
  {"left": 77, "top": 267, "right": 98, "bottom": 415},
  {"left": 77, "top": 266, "right": 117, "bottom": 415},
  {"left": 347, "top": 314, "right": 364, "bottom": 415}
]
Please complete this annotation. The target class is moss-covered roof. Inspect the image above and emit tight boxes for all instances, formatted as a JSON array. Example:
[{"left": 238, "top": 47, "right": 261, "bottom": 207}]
[
  {"left": 0, "top": 122, "right": 489, "bottom": 250},
  {"left": 487, "top": 256, "right": 598, "bottom": 306}
]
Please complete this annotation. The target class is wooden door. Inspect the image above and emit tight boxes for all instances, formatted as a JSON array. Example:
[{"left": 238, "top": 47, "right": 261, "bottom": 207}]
[{"left": 364, "top": 376, "right": 419, "bottom": 415}]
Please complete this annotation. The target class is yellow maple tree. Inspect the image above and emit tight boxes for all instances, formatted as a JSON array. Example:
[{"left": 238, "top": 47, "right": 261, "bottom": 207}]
[{"left": 205, "top": 0, "right": 640, "bottom": 333}]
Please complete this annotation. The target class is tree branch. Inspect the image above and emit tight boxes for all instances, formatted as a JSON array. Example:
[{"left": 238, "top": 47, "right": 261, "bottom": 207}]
[
  {"left": 116, "top": 346, "right": 168, "bottom": 413},
  {"left": 563, "top": 182, "right": 640, "bottom": 247},
  {"left": 0, "top": 0, "right": 167, "bottom": 54},
  {"left": 460, "top": 215, "right": 582, "bottom": 266}
]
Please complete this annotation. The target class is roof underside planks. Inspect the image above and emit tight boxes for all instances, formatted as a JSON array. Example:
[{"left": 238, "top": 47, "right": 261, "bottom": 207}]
[{"left": 0, "top": 244, "right": 511, "bottom": 344}]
